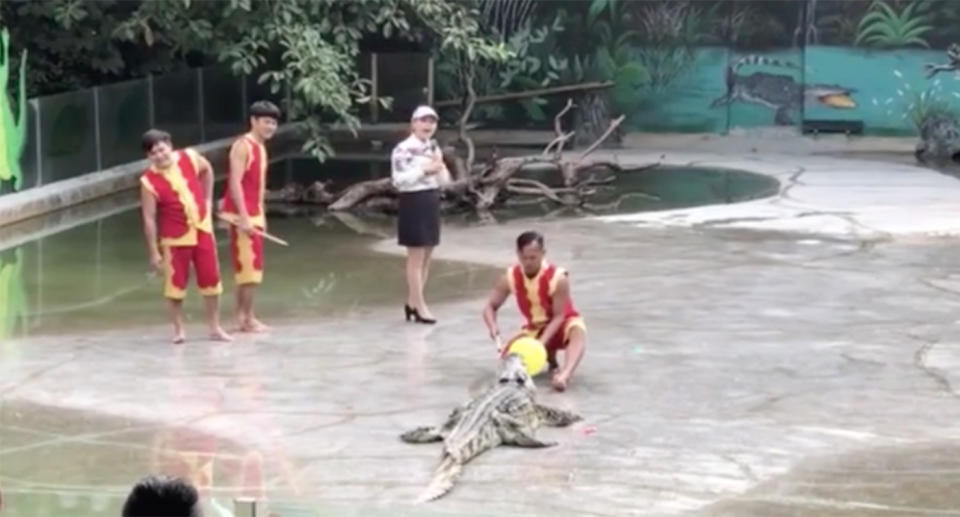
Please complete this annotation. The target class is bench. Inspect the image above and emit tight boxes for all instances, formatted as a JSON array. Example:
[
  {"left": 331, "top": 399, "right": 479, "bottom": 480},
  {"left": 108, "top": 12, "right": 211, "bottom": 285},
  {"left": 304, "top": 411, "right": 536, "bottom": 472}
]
[{"left": 802, "top": 119, "right": 865, "bottom": 136}]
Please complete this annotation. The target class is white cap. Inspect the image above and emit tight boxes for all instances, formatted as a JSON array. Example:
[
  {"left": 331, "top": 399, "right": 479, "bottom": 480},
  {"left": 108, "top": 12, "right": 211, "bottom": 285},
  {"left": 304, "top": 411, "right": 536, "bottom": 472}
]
[{"left": 411, "top": 105, "right": 438, "bottom": 121}]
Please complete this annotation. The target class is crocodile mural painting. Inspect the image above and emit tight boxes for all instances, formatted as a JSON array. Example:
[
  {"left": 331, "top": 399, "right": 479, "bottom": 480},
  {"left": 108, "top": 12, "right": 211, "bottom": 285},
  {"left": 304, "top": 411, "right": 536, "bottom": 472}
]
[
  {"left": 0, "top": 28, "right": 27, "bottom": 192},
  {"left": 710, "top": 55, "right": 857, "bottom": 126}
]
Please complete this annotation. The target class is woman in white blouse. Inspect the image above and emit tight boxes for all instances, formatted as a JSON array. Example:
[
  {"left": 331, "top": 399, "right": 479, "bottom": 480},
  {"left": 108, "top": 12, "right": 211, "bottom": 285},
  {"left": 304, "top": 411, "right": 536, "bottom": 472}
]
[{"left": 391, "top": 105, "right": 451, "bottom": 324}]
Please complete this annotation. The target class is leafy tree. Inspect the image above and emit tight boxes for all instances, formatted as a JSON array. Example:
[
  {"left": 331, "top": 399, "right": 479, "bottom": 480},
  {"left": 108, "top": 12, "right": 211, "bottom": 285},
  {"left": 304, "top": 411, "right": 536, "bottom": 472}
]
[
  {"left": 2, "top": 0, "right": 510, "bottom": 161},
  {"left": 111, "top": 0, "right": 511, "bottom": 161},
  {"left": 0, "top": 0, "right": 202, "bottom": 97}
]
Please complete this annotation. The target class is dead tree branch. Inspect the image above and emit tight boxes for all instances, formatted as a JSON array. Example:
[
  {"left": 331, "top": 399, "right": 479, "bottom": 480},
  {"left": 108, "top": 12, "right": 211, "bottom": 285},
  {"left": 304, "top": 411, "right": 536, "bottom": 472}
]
[
  {"left": 578, "top": 114, "right": 626, "bottom": 160},
  {"left": 457, "top": 61, "right": 478, "bottom": 172},
  {"left": 266, "top": 96, "right": 659, "bottom": 215},
  {"left": 543, "top": 99, "right": 576, "bottom": 160}
]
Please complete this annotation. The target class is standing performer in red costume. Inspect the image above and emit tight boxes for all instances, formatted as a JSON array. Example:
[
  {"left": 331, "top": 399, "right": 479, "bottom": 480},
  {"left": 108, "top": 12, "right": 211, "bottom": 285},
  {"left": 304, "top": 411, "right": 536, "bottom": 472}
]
[
  {"left": 139, "top": 129, "right": 232, "bottom": 344},
  {"left": 219, "top": 101, "right": 281, "bottom": 333},
  {"left": 482, "top": 231, "right": 587, "bottom": 391}
]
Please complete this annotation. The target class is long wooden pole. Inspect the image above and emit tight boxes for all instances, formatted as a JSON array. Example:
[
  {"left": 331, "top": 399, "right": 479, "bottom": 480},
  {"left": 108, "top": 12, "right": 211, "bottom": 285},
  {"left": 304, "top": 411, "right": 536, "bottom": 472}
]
[
  {"left": 433, "top": 81, "right": 614, "bottom": 108},
  {"left": 217, "top": 214, "right": 290, "bottom": 247}
]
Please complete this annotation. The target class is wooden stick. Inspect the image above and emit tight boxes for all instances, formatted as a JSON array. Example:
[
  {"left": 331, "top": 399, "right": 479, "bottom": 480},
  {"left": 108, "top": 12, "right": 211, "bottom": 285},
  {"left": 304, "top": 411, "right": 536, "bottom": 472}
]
[
  {"left": 577, "top": 114, "right": 626, "bottom": 161},
  {"left": 217, "top": 214, "right": 290, "bottom": 246},
  {"left": 433, "top": 81, "right": 614, "bottom": 108}
]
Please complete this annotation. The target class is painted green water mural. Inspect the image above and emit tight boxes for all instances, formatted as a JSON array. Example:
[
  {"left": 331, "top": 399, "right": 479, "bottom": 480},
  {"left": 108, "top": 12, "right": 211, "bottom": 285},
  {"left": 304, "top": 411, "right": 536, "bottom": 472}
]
[
  {"left": 626, "top": 45, "right": 960, "bottom": 136},
  {"left": 437, "top": 0, "right": 960, "bottom": 139},
  {"left": 0, "top": 28, "right": 27, "bottom": 191}
]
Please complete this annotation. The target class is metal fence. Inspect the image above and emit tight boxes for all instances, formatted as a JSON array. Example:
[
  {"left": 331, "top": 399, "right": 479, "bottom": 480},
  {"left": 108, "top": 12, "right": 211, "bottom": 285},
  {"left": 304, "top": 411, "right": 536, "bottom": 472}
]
[{"left": 3, "top": 51, "right": 432, "bottom": 199}]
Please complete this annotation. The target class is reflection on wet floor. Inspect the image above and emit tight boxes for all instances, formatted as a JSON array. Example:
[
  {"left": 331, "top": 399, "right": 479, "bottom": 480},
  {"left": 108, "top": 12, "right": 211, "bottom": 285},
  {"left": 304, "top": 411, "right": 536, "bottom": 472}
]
[
  {"left": 0, "top": 400, "right": 276, "bottom": 517},
  {"left": 701, "top": 441, "right": 960, "bottom": 516},
  {"left": 0, "top": 205, "right": 500, "bottom": 340}
]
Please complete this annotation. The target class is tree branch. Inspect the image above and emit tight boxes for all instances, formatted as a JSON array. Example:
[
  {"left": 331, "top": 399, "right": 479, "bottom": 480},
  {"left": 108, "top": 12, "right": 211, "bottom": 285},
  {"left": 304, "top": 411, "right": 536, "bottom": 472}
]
[
  {"left": 457, "top": 59, "right": 478, "bottom": 171},
  {"left": 505, "top": 178, "right": 577, "bottom": 205},
  {"left": 578, "top": 114, "right": 626, "bottom": 160}
]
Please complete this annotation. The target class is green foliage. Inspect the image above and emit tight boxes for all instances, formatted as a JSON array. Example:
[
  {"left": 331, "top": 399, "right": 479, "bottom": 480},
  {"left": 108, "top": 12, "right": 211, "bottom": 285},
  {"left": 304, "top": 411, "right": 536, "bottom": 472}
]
[
  {"left": 1, "top": 0, "right": 175, "bottom": 96},
  {"left": 114, "top": 0, "right": 509, "bottom": 161},
  {"left": 855, "top": 0, "right": 934, "bottom": 48},
  {"left": 3, "top": 0, "right": 506, "bottom": 161}
]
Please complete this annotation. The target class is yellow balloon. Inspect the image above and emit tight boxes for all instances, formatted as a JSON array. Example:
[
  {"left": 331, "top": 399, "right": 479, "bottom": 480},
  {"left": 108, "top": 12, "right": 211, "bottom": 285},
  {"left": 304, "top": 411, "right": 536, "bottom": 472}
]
[{"left": 506, "top": 336, "right": 547, "bottom": 376}]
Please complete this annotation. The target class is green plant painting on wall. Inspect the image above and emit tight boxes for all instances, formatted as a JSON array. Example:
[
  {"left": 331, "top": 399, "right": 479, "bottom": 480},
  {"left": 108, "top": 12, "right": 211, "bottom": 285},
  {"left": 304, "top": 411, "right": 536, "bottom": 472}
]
[
  {"left": 433, "top": 0, "right": 565, "bottom": 123},
  {"left": 632, "top": 0, "right": 707, "bottom": 94},
  {"left": 855, "top": 0, "right": 933, "bottom": 48},
  {"left": 0, "top": 28, "right": 28, "bottom": 191},
  {"left": 559, "top": 0, "right": 650, "bottom": 123}
]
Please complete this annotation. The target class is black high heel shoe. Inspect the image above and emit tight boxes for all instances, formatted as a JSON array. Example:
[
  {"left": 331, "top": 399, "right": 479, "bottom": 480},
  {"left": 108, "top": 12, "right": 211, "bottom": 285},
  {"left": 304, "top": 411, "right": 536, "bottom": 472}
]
[{"left": 404, "top": 304, "right": 436, "bottom": 324}]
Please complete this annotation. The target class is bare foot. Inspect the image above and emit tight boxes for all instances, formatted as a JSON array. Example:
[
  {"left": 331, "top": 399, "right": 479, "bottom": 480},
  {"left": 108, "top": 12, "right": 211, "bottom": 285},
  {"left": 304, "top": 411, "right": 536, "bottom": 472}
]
[
  {"left": 550, "top": 372, "right": 569, "bottom": 392},
  {"left": 209, "top": 327, "right": 233, "bottom": 342},
  {"left": 246, "top": 317, "right": 270, "bottom": 333},
  {"left": 172, "top": 324, "right": 186, "bottom": 344}
]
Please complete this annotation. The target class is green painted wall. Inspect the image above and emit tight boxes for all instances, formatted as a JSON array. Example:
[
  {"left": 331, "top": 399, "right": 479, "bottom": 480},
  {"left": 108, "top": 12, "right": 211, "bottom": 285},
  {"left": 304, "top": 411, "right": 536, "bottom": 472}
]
[{"left": 436, "top": 0, "right": 960, "bottom": 138}]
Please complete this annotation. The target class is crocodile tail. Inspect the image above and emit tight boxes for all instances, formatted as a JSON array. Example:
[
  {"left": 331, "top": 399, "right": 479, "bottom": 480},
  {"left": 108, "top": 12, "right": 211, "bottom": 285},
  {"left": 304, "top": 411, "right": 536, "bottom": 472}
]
[{"left": 415, "top": 455, "right": 463, "bottom": 503}]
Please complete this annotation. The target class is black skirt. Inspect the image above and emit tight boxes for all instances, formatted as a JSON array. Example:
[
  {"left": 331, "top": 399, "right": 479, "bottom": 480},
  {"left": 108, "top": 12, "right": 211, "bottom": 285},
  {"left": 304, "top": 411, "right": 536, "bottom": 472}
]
[{"left": 397, "top": 188, "right": 440, "bottom": 247}]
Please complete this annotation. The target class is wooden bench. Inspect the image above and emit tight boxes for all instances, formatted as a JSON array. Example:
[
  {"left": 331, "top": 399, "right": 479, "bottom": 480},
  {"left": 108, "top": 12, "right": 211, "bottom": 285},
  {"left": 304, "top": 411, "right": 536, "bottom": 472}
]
[{"left": 802, "top": 119, "right": 865, "bottom": 136}]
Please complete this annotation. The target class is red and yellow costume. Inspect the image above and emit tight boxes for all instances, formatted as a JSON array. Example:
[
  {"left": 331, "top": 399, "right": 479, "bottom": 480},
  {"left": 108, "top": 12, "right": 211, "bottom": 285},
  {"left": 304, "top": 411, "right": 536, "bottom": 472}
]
[
  {"left": 140, "top": 148, "right": 222, "bottom": 300},
  {"left": 219, "top": 135, "right": 268, "bottom": 285},
  {"left": 506, "top": 260, "right": 586, "bottom": 366}
]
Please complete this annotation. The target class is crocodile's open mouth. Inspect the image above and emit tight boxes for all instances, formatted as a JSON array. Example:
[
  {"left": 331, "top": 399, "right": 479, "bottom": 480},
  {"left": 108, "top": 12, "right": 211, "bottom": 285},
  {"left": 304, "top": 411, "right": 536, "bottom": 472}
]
[{"left": 819, "top": 93, "right": 857, "bottom": 109}]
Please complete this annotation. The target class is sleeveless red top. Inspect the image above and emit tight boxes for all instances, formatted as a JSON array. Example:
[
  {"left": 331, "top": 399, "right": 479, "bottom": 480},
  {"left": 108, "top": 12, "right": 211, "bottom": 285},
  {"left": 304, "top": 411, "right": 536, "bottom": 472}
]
[
  {"left": 140, "top": 148, "right": 211, "bottom": 246},
  {"left": 220, "top": 134, "right": 268, "bottom": 227},
  {"left": 506, "top": 261, "right": 578, "bottom": 329}
]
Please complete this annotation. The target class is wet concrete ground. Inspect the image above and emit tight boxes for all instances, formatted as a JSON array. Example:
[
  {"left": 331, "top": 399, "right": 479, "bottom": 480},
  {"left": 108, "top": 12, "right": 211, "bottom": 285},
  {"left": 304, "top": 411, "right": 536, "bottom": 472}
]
[{"left": 5, "top": 151, "right": 960, "bottom": 515}]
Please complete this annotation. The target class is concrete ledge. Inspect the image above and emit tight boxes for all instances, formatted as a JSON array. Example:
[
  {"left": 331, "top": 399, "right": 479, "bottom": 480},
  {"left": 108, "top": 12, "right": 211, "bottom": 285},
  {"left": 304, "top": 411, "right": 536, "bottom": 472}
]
[
  {"left": 0, "top": 121, "right": 924, "bottom": 229},
  {"left": 0, "top": 191, "right": 139, "bottom": 252},
  {"left": 0, "top": 124, "right": 304, "bottom": 228}
]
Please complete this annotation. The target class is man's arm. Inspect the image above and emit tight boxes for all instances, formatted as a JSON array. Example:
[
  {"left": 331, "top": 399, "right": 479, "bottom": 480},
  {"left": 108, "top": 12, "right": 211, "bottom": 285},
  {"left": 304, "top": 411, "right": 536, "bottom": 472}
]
[
  {"left": 195, "top": 152, "right": 214, "bottom": 208},
  {"left": 537, "top": 275, "right": 571, "bottom": 347},
  {"left": 227, "top": 140, "right": 253, "bottom": 232},
  {"left": 433, "top": 141, "right": 452, "bottom": 185},
  {"left": 482, "top": 274, "right": 511, "bottom": 342},
  {"left": 140, "top": 185, "right": 162, "bottom": 272}
]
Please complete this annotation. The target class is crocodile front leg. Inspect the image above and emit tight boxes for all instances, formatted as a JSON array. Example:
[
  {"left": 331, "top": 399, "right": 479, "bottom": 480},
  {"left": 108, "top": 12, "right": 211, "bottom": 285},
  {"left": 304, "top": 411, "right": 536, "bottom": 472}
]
[
  {"left": 400, "top": 405, "right": 466, "bottom": 443},
  {"left": 535, "top": 404, "right": 582, "bottom": 427},
  {"left": 493, "top": 411, "right": 557, "bottom": 448}
]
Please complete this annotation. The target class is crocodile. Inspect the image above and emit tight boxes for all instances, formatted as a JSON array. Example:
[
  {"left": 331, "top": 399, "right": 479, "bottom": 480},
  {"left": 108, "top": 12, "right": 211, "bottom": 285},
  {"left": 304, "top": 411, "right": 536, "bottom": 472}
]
[
  {"left": 915, "top": 113, "right": 960, "bottom": 164},
  {"left": 710, "top": 55, "right": 857, "bottom": 126},
  {"left": 924, "top": 43, "right": 960, "bottom": 79},
  {"left": 400, "top": 353, "right": 582, "bottom": 503}
]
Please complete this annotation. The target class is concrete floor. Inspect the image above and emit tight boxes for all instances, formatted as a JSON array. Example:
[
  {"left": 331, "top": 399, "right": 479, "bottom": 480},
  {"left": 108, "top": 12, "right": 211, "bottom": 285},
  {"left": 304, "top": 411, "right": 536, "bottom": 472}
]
[{"left": 5, "top": 150, "right": 960, "bottom": 516}]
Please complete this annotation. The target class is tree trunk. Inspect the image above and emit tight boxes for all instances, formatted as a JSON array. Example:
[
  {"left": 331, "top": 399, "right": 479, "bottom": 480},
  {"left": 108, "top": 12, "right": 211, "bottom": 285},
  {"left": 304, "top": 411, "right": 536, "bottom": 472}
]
[{"left": 573, "top": 92, "right": 622, "bottom": 149}]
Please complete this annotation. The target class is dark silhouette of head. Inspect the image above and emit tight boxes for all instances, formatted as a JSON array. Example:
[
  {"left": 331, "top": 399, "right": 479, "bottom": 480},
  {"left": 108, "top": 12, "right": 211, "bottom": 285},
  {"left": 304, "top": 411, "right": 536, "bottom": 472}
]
[{"left": 121, "top": 474, "right": 202, "bottom": 517}]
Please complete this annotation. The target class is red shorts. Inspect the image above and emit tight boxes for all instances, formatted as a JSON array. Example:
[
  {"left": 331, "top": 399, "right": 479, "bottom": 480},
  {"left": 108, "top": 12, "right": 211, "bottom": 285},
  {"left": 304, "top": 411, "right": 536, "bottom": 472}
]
[
  {"left": 517, "top": 316, "right": 587, "bottom": 365},
  {"left": 162, "top": 230, "right": 222, "bottom": 300},
  {"left": 229, "top": 226, "right": 263, "bottom": 285}
]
